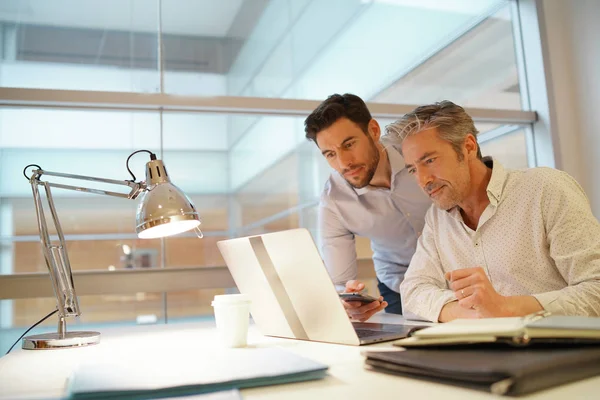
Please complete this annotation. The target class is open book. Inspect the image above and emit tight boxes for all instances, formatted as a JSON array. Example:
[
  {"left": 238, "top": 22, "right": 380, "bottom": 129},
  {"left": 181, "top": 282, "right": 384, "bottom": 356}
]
[{"left": 394, "top": 312, "right": 600, "bottom": 347}]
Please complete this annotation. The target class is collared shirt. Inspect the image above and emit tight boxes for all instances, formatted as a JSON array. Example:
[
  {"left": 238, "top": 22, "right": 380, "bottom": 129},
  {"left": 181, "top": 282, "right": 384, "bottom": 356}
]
[
  {"left": 319, "top": 146, "right": 432, "bottom": 292},
  {"left": 400, "top": 158, "right": 600, "bottom": 322}
]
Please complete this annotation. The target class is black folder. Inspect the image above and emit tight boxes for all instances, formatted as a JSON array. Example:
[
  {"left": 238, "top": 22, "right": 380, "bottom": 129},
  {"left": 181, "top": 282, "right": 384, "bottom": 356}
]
[{"left": 364, "top": 346, "right": 600, "bottom": 396}]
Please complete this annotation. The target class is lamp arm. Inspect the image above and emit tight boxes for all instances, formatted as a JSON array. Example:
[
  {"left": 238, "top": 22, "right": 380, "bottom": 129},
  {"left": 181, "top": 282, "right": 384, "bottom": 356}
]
[
  {"left": 27, "top": 168, "right": 147, "bottom": 319},
  {"left": 31, "top": 181, "right": 79, "bottom": 319},
  {"left": 34, "top": 169, "right": 146, "bottom": 199}
]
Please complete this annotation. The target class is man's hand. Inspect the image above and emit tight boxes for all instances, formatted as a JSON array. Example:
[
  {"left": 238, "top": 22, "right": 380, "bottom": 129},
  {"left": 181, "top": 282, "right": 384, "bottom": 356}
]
[
  {"left": 443, "top": 267, "right": 543, "bottom": 320},
  {"left": 342, "top": 280, "right": 387, "bottom": 322},
  {"left": 445, "top": 267, "right": 511, "bottom": 318}
]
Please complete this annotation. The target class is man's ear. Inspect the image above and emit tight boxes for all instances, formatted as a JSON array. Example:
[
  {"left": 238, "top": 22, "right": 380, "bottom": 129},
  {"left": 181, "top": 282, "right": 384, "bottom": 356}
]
[
  {"left": 368, "top": 119, "right": 381, "bottom": 141},
  {"left": 464, "top": 134, "right": 478, "bottom": 159}
]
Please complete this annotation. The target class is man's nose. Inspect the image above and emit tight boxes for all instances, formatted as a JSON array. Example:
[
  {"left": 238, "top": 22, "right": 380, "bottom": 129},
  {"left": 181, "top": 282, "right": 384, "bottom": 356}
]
[
  {"left": 337, "top": 151, "right": 353, "bottom": 169},
  {"left": 416, "top": 168, "right": 432, "bottom": 188}
]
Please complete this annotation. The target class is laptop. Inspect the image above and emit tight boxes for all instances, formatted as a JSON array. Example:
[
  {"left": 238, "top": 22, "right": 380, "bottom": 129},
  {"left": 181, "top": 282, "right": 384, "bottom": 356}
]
[{"left": 217, "top": 228, "right": 419, "bottom": 345}]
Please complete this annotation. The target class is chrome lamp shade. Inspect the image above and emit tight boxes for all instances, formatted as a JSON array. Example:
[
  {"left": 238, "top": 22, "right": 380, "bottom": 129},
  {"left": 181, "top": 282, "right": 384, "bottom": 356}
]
[{"left": 135, "top": 158, "right": 200, "bottom": 239}]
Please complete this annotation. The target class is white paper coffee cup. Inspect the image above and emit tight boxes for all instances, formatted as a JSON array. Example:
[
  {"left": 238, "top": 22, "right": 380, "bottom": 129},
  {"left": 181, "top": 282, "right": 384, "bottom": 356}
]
[{"left": 211, "top": 294, "right": 251, "bottom": 348}]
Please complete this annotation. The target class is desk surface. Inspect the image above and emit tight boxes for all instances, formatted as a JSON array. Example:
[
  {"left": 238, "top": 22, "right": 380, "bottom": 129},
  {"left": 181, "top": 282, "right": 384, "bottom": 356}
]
[{"left": 0, "top": 313, "right": 599, "bottom": 399}]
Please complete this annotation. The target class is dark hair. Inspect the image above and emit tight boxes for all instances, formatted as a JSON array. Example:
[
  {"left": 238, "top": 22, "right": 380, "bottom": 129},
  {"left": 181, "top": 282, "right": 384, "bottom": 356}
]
[{"left": 304, "top": 93, "right": 372, "bottom": 143}]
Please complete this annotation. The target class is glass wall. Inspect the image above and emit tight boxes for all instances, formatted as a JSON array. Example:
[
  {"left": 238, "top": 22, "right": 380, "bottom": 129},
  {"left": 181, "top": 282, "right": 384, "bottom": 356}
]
[
  {"left": 0, "top": 0, "right": 534, "bottom": 353},
  {"left": 227, "top": 0, "right": 517, "bottom": 105}
]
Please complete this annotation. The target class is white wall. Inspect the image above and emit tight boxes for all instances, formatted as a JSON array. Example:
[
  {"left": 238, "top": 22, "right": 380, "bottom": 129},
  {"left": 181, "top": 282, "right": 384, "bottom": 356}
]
[{"left": 539, "top": 0, "right": 600, "bottom": 216}]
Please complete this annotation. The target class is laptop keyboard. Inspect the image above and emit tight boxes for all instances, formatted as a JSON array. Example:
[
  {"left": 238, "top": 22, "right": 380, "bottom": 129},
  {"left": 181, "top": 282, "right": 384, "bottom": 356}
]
[{"left": 355, "top": 329, "right": 387, "bottom": 339}]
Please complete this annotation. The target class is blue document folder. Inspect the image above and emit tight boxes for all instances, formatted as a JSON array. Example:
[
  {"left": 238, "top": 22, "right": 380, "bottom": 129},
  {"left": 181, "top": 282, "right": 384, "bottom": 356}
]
[{"left": 67, "top": 347, "right": 328, "bottom": 400}]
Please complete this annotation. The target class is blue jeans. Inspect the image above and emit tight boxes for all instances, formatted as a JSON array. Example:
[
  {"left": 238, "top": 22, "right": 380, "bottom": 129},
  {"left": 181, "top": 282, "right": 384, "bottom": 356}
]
[{"left": 377, "top": 279, "right": 402, "bottom": 315}]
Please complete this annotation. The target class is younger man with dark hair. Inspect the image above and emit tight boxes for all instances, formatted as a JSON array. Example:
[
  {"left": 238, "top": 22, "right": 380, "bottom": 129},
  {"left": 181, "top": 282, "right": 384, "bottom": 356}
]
[{"left": 304, "top": 93, "right": 431, "bottom": 321}]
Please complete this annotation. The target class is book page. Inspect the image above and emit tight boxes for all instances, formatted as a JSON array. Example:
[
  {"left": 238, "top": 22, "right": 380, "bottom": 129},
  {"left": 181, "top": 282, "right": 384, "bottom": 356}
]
[{"left": 413, "top": 317, "right": 525, "bottom": 338}]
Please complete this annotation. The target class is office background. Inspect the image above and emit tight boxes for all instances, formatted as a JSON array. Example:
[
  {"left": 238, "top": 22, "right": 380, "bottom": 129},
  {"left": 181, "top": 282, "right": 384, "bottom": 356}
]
[{"left": 0, "top": 0, "right": 598, "bottom": 354}]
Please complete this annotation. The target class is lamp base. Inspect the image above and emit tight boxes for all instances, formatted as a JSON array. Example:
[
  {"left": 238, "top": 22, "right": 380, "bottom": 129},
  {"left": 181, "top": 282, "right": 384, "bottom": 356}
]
[{"left": 22, "top": 331, "right": 100, "bottom": 350}]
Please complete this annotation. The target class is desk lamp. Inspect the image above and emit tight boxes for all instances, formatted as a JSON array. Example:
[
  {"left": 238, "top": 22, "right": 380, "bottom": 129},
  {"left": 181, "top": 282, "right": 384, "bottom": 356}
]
[{"left": 21, "top": 150, "right": 201, "bottom": 350}]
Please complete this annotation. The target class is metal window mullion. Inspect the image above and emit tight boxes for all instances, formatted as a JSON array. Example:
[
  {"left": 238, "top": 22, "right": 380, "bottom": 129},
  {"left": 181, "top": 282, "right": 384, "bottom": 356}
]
[
  {"left": 511, "top": 0, "right": 538, "bottom": 168},
  {"left": 510, "top": 0, "right": 558, "bottom": 169},
  {"left": 477, "top": 124, "right": 525, "bottom": 144}
]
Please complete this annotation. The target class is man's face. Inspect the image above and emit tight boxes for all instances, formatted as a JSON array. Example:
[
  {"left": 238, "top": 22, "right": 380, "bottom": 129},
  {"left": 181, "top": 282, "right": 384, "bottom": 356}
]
[
  {"left": 316, "top": 118, "right": 380, "bottom": 189},
  {"left": 402, "top": 128, "right": 471, "bottom": 210}
]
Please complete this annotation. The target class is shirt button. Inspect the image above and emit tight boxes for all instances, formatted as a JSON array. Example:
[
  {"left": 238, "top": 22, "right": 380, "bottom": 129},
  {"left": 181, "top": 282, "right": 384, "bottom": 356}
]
[
  {"left": 407, "top": 212, "right": 411, "bottom": 217},
  {"left": 475, "top": 242, "right": 479, "bottom": 247}
]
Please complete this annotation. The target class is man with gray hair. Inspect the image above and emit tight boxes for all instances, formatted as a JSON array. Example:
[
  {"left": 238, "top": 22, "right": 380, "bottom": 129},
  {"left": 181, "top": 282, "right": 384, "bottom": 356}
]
[{"left": 384, "top": 100, "right": 600, "bottom": 322}]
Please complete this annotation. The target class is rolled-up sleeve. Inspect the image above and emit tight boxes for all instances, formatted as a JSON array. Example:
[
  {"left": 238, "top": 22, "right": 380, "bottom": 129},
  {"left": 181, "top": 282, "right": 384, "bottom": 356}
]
[
  {"left": 533, "top": 172, "right": 600, "bottom": 316},
  {"left": 400, "top": 210, "right": 455, "bottom": 322},
  {"left": 319, "top": 198, "right": 357, "bottom": 290}
]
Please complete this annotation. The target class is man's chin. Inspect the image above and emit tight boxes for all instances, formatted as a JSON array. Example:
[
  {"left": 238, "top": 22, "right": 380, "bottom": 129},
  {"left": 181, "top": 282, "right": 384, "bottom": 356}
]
[
  {"left": 433, "top": 199, "right": 457, "bottom": 211},
  {"left": 346, "top": 178, "right": 369, "bottom": 189}
]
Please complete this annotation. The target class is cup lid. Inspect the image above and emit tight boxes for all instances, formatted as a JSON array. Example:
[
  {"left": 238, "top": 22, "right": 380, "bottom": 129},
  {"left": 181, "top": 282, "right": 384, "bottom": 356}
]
[{"left": 211, "top": 293, "right": 251, "bottom": 306}]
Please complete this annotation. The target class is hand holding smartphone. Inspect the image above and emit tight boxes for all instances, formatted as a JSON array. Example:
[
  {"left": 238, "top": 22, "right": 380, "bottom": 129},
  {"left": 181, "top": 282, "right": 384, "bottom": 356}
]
[{"left": 339, "top": 292, "right": 378, "bottom": 304}]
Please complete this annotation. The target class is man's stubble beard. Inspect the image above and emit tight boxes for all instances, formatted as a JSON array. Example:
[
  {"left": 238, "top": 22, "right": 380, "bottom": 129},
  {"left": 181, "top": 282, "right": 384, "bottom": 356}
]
[
  {"left": 347, "top": 140, "right": 380, "bottom": 189},
  {"left": 433, "top": 160, "right": 470, "bottom": 211}
]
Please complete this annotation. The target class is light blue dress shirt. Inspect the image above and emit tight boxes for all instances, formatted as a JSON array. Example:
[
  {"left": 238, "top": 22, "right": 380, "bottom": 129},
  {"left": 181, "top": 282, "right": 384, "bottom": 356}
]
[{"left": 318, "top": 146, "right": 432, "bottom": 293}]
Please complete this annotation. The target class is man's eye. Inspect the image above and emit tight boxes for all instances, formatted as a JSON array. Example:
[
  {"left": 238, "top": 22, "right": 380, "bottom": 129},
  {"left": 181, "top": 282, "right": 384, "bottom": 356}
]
[
  {"left": 408, "top": 168, "right": 416, "bottom": 175},
  {"left": 425, "top": 158, "right": 435, "bottom": 164},
  {"left": 325, "top": 153, "right": 335, "bottom": 159},
  {"left": 344, "top": 142, "right": 354, "bottom": 149}
]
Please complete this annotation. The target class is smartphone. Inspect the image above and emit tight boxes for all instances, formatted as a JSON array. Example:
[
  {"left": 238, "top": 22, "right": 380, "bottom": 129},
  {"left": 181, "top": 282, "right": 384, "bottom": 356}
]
[{"left": 338, "top": 292, "right": 378, "bottom": 304}]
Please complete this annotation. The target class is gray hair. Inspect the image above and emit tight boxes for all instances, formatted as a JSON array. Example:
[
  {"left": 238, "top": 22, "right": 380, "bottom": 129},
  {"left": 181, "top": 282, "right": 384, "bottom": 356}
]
[{"left": 383, "top": 100, "right": 482, "bottom": 160}]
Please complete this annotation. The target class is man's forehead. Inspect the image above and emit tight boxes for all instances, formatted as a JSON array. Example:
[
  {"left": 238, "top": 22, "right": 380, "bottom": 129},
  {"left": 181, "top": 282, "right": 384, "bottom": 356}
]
[
  {"left": 401, "top": 130, "right": 441, "bottom": 154},
  {"left": 403, "top": 142, "right": 438, "bottom": 166}
]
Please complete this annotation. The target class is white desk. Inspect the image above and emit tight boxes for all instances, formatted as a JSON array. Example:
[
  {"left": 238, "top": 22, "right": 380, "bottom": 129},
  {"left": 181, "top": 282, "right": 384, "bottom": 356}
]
[{"left": 0, "top": 314, "right": 598, "bottom": 399}]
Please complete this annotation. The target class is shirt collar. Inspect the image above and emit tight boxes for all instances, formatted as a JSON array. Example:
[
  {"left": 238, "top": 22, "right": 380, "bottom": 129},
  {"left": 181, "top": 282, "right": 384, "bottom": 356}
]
[
  {"left": 485, "top": 157, "right": 506, "bottom": 206},
  {"left": 354, "top": 146, "right": 404, "bottom": 196}
]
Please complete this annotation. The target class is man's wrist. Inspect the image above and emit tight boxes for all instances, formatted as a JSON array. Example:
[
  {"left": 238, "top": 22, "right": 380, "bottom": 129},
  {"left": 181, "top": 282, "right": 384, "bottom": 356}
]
[
  {"left": 439, "top": 300, "right": 475, "bottom": 322},
  {"left": 503, "top": 295, "right": 543, "bottom": 316},
  {"left": 498, "top": 295, "right": 515, "bottom": 317}
]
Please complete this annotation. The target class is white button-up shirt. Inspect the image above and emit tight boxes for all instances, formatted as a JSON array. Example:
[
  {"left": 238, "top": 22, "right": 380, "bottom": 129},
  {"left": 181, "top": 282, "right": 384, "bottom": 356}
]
[
  {"left": 401, "top": 159, "right": 600, "bottom": 322},
  {"left": 319, "top": 146, "right": 432, "bottom": 292}
]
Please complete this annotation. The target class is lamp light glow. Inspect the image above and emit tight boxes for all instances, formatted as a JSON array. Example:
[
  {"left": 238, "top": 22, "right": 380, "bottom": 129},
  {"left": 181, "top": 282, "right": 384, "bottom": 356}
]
[{"left": 138, "top": 219, "right": 200, "bottom": 239}]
